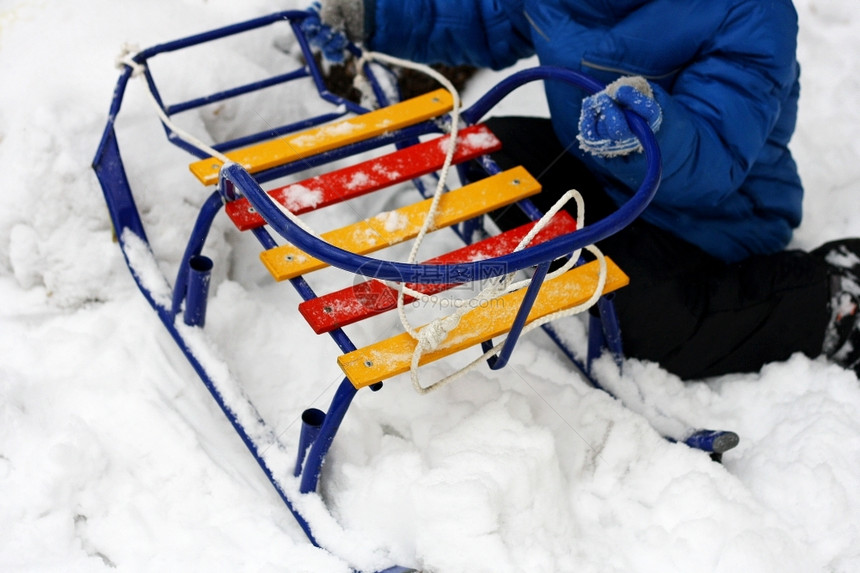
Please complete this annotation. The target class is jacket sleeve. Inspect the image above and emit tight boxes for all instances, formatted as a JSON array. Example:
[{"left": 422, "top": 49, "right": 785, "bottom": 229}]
[
  {"left": 581, "top": 0, "right": 799, "bottom": 211},
  {"left": 365, "top": 0, "right": 534, "bottom": 70}
]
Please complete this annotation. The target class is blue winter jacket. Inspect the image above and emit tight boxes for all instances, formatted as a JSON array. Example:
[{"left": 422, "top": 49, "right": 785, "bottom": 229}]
[{"left": 364, "top": 0, "right": 802, "bottom": 263}]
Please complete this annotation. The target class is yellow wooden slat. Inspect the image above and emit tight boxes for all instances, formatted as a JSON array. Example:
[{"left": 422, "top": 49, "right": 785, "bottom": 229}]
[
  {"left": 189, "top": 89, "right": 454, "bottom": 185},
  {"left": 337, "top": 257, "right": 629, "bottom": 388},
  {"left": 260, "top": 166, "right": 541, "bottom": 281}
]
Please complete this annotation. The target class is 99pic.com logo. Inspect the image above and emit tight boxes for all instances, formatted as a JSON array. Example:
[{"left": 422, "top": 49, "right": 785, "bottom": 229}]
[{"left": 349, "top": 260, "right": 512, "bottom": 312}]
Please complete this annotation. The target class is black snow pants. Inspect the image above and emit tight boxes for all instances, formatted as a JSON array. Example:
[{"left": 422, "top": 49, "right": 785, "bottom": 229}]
[{"left": 485, "top": 117, "right": 832, "bottom": 380}]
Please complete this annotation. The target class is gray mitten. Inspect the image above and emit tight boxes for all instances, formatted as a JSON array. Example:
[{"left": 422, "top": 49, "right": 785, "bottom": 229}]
[{"left": 319, "top": 0, "right": 366, "bottom": 41}]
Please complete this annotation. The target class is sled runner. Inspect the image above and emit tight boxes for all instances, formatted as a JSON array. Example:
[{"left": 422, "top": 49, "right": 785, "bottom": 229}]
[{"left": 93, "top": 10, "right": 738, "bottom": 571}]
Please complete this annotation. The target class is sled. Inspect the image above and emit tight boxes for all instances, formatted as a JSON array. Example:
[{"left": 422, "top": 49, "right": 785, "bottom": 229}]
[{"left": 93, "top": 10, "right": 738, "bottom": 571}]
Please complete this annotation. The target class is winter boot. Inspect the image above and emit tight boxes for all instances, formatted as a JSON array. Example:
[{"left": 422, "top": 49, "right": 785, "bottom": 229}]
[{"left": 813, "top": 239, "right": 860, "bottom": 372}]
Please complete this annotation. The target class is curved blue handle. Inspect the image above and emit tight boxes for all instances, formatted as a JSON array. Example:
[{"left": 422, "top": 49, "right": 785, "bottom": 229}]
[{"left": 232, "top": 65, "right": 662, "bottom": 284}]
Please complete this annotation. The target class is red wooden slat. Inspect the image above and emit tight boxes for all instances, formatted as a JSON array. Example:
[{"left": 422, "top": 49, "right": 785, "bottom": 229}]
[
  {"left": 298, "top": 211, "right": 578, "bottom": 334},
  {"left": 225, "top": 124, "right": 502, "bottom": 231}
]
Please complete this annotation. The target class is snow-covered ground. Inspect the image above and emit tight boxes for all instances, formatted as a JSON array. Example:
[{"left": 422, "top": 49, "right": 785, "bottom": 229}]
[{"left": 1, "top": 1, "right": 859, "bottom": 571}]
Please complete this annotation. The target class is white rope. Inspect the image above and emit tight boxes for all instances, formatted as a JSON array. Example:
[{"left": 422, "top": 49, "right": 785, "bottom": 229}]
[
  {"left": 410, "top": 244, "right": 609, "bottom": 395},
  {"left": 407, "top": 189, "right": 606, "bottom": 394},
  {"left": 117, "top": 47, "right": 231, "bottom": 164},
  {"left": 356, "top": 51, "right": 463, "bottom": 342}
]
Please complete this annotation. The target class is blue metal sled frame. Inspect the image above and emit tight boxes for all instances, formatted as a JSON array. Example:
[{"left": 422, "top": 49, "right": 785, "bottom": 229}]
[{"left": 93, "top": 10, "right": 737, "bottom": 571}]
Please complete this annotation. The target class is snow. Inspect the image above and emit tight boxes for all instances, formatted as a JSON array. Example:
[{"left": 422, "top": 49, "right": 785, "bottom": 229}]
[
  {"left": 457, "top": 130, "right": 500, "bottom": 154},
  {"left": 276, "top": 183, "right": 325, "bottom": 211},
  {"left": 292, "top": 120, "right": 365, "bottom": 150},
  {"left": 377, "top": 210, "right": 407, "bottom": 233},
  {"left": 346, "top": 172, "right": 371, "bottom": 190},
  {"left": 1, "top": 1, "right": 860, "bottom": 572}
]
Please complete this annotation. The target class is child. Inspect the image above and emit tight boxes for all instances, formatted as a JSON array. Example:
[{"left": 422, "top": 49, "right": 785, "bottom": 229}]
[{"left": 307, "top": 0, "right": 860, "bottom": 380}]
